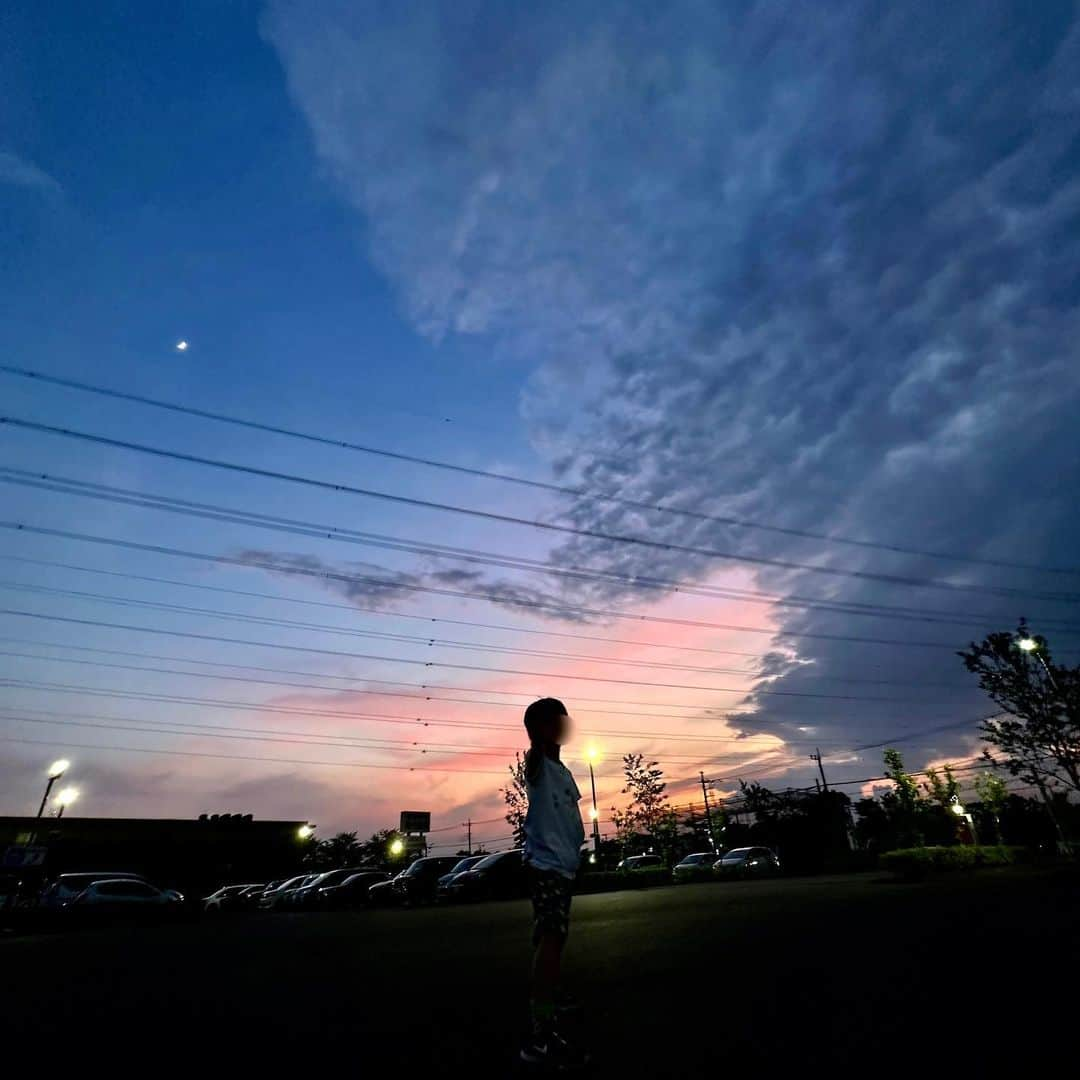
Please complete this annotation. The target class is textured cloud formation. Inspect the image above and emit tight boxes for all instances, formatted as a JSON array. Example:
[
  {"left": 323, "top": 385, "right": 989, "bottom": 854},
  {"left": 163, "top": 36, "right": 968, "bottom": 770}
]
[
  {"left": 0, "top": 150, "right": 62, "bottom": 194},
  {"left": 265, "top": 2, "right": 1080, "bottom": 776}
]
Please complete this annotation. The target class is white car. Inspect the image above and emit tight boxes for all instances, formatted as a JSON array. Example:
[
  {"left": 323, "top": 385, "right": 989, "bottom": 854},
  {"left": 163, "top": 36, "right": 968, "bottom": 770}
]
[
  {"left": 71, "top": 878, "right": 181, "bottom": 912},
  {"left": 41, "top": 871, "right": 147, "bottom": 909}
]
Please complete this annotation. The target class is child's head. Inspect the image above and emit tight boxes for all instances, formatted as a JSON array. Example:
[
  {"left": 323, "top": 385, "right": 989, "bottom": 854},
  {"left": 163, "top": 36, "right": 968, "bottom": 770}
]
[{"left": 523, "top": 697, "right": 571, "bottom": 748}]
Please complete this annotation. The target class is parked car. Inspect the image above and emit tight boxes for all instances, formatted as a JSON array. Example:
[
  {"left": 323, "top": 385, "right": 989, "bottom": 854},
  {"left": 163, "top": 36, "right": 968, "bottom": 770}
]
[
  {"left": 69, "top": 878, "right": 183, "bottom": 917},
  {"left": 41, "top": 871, "right": 147, "bottom": 910},
  {"left": 617, "top": 855, "right": 663, "bottom": 873},
  {"left": 317, "top": 870, "right": 390, "bottom": 909},
  {"left": 292, "top": 867, "right": 369, "bottom": 908},
  {"left": 372, "top": 857, "right": 461, "bottom": 906},
  {"left": 672, "top": 852, "right": 718, "bottom": 883},
  {"left": 203, "top": 883, "right": 263, "bottom": 913},
  {"left": 436, "top": 855, "right": 486, "bottom": 901},
  {"left": 259, "top": 874, "right": 313, "bottom": 911},
  {"left": 714, "top": 847, "right": 781, "bottom": 878},
  {"left": 367, "top": 874, "right": 402, "bottom": 907},
  {"left": 448, "top": 850, "right": 526, "bottom": 902}
]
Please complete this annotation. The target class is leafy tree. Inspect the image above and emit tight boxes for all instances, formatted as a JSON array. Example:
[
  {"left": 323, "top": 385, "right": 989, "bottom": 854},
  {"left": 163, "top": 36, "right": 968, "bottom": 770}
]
[
  {"left": 880, "top": 749, "right": 928, "bottom": 848},
  {"left": 922, "top": 764, "right": 960, "bottom": 808},
  {"left": 960, "top": 622, "right": 1080, "bottom": 797},
  {"left": 303, "top": 830, "right": 362, "bottom": 868},
  {"left": 973, "top": 772, "right": 1009, "bottom": 842},
  {"left": 620, "top": 754, "right": 670, "bottom": 835},
  {"left": 501, "top": 753, "right": 529, "bottom": 847}
]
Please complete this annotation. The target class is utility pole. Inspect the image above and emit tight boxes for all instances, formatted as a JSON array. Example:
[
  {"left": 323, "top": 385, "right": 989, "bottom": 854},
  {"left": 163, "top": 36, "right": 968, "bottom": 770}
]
[
  {"left": 466, "top": 818, "right": 472, "bottom": 856},
  {"left": 700, "top": 772, "right": 716, "bottom": 851},
  {"left": 810, "top": 749, "right": 829, "bottom": 792}
]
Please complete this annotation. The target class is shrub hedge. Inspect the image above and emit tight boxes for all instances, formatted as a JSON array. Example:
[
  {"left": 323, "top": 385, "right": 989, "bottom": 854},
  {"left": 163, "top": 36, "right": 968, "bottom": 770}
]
[{"left": 879, "top": 844, "right": 1025, "bottom": 880}]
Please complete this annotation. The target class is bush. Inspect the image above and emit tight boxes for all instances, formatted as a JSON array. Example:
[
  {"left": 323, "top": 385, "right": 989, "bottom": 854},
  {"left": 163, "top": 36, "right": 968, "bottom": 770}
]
[{"left": 879, "top": 844, "right": 1024, "bottom": 880}]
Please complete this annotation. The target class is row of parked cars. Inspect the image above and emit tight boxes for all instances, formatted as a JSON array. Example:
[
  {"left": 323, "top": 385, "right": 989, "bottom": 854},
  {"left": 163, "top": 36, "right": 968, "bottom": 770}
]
[
  {"left": 18, "top": 846, "right": 781, "bottom": 926},
  {"left": 204, "top": 850, "right": 529, "bottom": 913}
]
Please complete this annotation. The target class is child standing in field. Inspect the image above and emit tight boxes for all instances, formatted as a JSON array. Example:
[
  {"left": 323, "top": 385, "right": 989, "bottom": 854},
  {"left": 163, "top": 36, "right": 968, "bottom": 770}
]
[{"left": 520, "top": 697, "right": 587, "bottom": 1068}]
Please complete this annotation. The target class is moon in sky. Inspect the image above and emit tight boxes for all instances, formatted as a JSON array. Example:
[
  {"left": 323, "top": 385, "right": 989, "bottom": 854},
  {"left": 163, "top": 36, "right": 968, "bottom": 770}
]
[{"left": 175, "top": 340, "right": 189, "bottom": 351}]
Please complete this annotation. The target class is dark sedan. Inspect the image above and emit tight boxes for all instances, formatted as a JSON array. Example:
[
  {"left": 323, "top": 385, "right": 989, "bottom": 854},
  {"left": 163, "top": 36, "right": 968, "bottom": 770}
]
[
  {"left": 317, "top": 871, "right": 390, "bottom": 909},
  {"left": 672, "top": 852, "right": 718, "bottom": 884},
  {"left": 448, "top": 850, "right": 526, "bottom": 902},
  {"left": 370, "top": 857, "right": 460, "bottom": 906},
  {"left": 436, "top": 855, "right": 486, "bottom": 901},
  {"left": 292, "top": 867, "right": 369, "bottom": 908},
  {"left": 713, "top": 847, "right": 781, "bottom": 878}
]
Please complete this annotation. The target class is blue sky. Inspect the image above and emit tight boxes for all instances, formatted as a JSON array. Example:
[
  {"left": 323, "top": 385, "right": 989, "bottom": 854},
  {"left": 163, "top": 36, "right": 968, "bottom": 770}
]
[{"left": 2, "top": 1, "right": 1079, "bottom": 841}]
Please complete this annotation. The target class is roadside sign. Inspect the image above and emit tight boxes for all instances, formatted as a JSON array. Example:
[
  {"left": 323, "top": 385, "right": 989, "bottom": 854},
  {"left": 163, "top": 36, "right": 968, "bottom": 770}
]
[
  {"left": 3, "top": 845, "right": 48, "bottom": 868},
  {"left": 399, "top": 811, "right": 431, "bottom": 834}
]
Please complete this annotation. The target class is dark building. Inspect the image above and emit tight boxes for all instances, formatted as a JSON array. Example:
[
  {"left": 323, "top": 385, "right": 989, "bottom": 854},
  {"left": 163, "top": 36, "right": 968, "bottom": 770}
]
[{"left": 0, "top": 814, "right": 310, "bottom": 895}]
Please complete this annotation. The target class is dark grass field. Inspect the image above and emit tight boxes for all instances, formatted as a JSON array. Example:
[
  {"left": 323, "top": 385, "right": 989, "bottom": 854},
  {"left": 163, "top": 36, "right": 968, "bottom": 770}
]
[{"left": 4, "top": 868, "right": 1074, "bottom": 1075}]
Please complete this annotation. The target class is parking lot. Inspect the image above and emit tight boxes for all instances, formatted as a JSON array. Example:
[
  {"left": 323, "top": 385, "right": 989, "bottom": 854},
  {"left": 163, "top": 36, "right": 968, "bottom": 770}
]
[{"left": 4, "top": 868, "right": 1074, "bottom": 1074}]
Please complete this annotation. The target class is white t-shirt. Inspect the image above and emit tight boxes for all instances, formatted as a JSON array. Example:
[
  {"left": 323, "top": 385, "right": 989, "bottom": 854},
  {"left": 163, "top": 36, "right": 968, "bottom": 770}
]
[{"left": 523, "top": 753, "right": 586, "bottom": 879}]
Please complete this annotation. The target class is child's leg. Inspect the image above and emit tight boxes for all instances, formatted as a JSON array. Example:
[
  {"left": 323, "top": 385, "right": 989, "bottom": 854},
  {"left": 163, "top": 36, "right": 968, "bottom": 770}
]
[{"left": 531, "top": 930, "right": 564, "bottom": 1032}]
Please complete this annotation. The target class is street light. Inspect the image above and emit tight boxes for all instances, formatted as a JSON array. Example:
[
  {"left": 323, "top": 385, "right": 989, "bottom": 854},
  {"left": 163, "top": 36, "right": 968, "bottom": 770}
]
[
  {"left": 36, "top": 759, "right": 70, "bottom": 819},
  {"left": 297, "top": 823, "right": 315, "bottom": 840},
  {"left": 54, "top": 786, "right": 79, "bottom": 819},
  {"left": 1017, "top": 637, "right": 1039, "bottom": 652},
  {"left": 389, "top": 837, "right": 405, "bottom": 857},
  {"left": 584, "top": 746, "right": 602, "bottom": 853}
]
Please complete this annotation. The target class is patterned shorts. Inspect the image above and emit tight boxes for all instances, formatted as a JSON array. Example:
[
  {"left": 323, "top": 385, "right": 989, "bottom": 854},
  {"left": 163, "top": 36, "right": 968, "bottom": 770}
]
[{"left": 529, "top": 866, "right": 574, "bottom": 945}]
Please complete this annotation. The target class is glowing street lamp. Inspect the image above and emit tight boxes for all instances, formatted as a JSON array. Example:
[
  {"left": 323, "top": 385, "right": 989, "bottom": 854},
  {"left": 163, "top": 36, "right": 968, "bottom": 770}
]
[
  {"left": 388, "top": 837, "right": 405, "bottom": 858},
  {"left": 54, "top": 786, "right": 79, "bottom": 819},
  {"left": 584, "top": 746, "right": 602, "bottom": 853},
  {"left": 297, "top": 823, "right": 316, "bottom": 840},
  {"left": 1017, "top": 637, "right": 1038, "bottom": 652},
  {"left": 36, "top": 759, "right": 70, "bottom": 819}
]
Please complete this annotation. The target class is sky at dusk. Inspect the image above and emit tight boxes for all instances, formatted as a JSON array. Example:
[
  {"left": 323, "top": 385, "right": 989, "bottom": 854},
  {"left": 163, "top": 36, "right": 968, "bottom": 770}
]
[{"left": 2, "top": 1, "right": 1079, "bottom": 848}]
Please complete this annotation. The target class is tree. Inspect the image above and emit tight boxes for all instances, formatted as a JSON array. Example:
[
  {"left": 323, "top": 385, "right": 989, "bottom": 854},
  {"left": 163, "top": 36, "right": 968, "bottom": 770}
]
[
  {"left": 881, "top": 748, "right": 928, "bottom": 848},
  {"left": 501, "top": 753, "right": 528, "bottom": 848},
  {"left": 620, "top": 754, "right": 669, "bottom": 835},
  {"left": 615, "top": 754, "right": 680, "bottom": 863},
  {"left": 303, "top": 830, "right": 362, "bottom": 869},
  {"left": 973, "top": 772, "right": 1009, "bottom": 842},
  {"left": 922, "top": 764, "right": 960, "bottom": 808},
  {"left": 960, "top": 622, "right": 1080, "bottom": 799}
]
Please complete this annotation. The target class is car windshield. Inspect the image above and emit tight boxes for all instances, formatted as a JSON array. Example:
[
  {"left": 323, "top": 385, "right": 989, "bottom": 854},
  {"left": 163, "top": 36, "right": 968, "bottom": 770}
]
[
  {"left": 449, "top": 857, "right": 479, "bottom": 875},
  {"left": 723, "top": 849, "right": 751, "bottom": 860},
  {"left": 473, "top": 851, "right": 516, "bottom": 870}
]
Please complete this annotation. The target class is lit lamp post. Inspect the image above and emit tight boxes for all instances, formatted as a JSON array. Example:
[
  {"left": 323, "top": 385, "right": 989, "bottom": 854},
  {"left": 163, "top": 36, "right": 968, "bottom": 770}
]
[
  {"left": 949, "top": 795, "right": 978, "bottom": 845},
  {"left": 1016, "top": 634, "right": 1071, "bottom": 854},
  {"left": 54, "top": 786, "right": 79, "bottom": 819},
  {"left": 297, "top": 823, "right": 316, "bottom": 841},
  {"left": 388, "top": 837, "right": 405, "bottom": 858},
  {"left": 36, "top": 759, "right": 70, "bottom": 819},
  {"left": 584, "top": 746, "right": 602, "bottom": 854}
]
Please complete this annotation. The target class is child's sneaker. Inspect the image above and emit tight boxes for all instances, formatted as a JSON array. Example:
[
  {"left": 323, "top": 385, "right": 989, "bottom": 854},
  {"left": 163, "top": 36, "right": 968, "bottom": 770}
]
[{"left": 520, "top": 1027, "right": 588, "bottom": 1070}]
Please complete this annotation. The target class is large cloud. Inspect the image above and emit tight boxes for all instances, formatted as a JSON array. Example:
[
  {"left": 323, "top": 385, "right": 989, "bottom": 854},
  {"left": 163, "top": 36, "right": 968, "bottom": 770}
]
[{"left": 263, "top": 2, "right": 1080, "bottom": 781}]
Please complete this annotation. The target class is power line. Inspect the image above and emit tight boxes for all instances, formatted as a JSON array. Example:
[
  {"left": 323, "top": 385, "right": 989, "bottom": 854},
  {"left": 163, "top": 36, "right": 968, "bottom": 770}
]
[
  {"left": 0, "top": 734, "right": 511, "bottom": 775},
  {"left": 0, "top": 580, "right": 971, "bottom": 703},
  {"left": 0, "top": 635, "right": 747, "bottom": 719},
  {"left": 0, "top": 708, "right": 794, "bottom": 767},
  {"left": 0, "top": 651, "right": 861, "bottom": 743},
  {"left": 0, "top": 677, "right": 976, "bottom": 751},
  {"left": 5, "top": 362, "right": 1076, "bottom": 577},
  {"left": 5, "top": 414, "right": 1077, "bottom": 603},
  {"left": 0, "top": 578, "right": 774, "bottom": 678},
  {"left": 0, "top": 521, "right": 1005, "bottom": 651},
  {"left": 0, "top": 599, "right": 968, "bottom": 703},
  {"left": 0, "top": 554, "right": 1011, "bottom": 686},
  {"left": 0, "top": 553, "right": 768, "bottom": 663},
  {"left": 8, "top": 468, "right": 1076, "bottom": 634}
]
